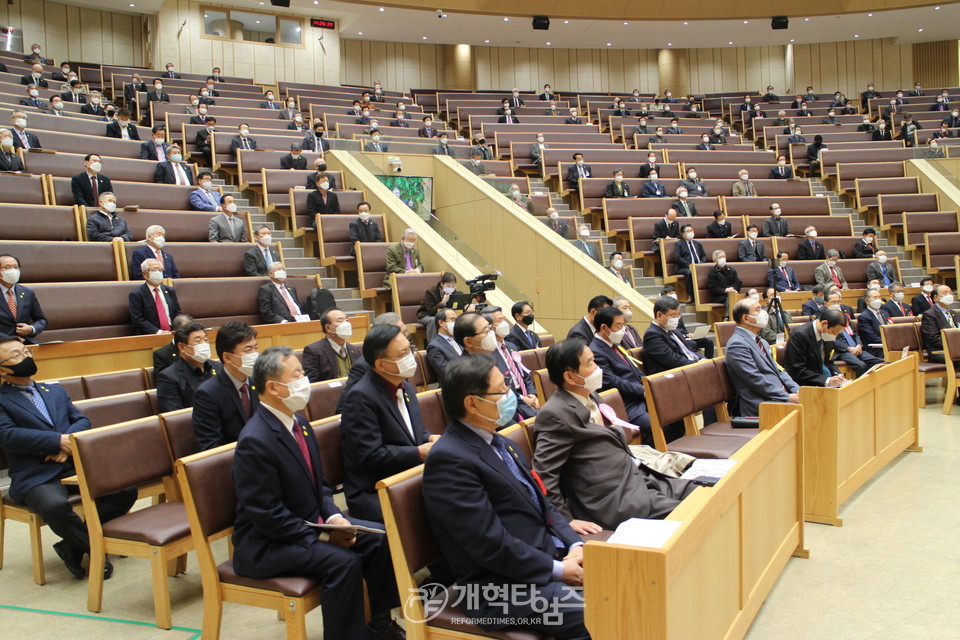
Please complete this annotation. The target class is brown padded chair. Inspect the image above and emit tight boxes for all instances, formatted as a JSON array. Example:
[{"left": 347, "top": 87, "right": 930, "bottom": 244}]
[
  {"left": 518, "top": 350, "right": 540, "bottom": 374},
  {"left": 890, "top": 315, "right": 920, "bottom": 324},
  {"left": 391, "top": 272, "right": 442, "bottom": 335},
  {"left": 160, "top": 409, "right": 198, "bottom": 462},
  {"left": 502, "top": 422, "right": 534, "bottom": 464},
  {"left": 26, "top": 282, "right": 138, "bottom": 342},
  {"left": 0, "top": 240, "right": 121, "bottom": 283},
  {"left": 0, "top": 174, "right": 47, "bottom": 205},
  {"left": 355, "top": 242, "right": 391, "bottom": 299},
  {"left": 175, "top": 445, "right": 323, "bottom": 640},
  {"left": 684, "top": 359, "right": 758, "bottom": 442},
  {"left": 0, "top": 204, "right": 80, "bottom": 241},
  {"left": 532, "top": 368, "right": 558, "bottom": 405},
  {"left": 71, "top": 418, "right": 193, "bottom": 629},
  {"left": 539, "top": 334, "right": 555, "bottom": 347},
  {"left": 81, "top": 368, "right": 148, "bottom": 399},
  {"left": 417, "top": 389, "right": 448, "bottom": 436},
  {"left": 409, "top": 350, "right": 428, "bottom": 391},
  {"left": 306, "top": 377, "right": 347, "bottom": 422},
  {"left": 419, "top": 350, "right": 439, "bottom": 388},
  {"left": 597, "top": 389, "right": 642, "bottom": 444},
  {"left": 377, "top": 466, "right": 547, "bottom": 640},
  {"left": 714, "top": 321, "right": 737, "bottom": 352},
  {"left": 38, "top": 375, "right": 87, "bottom": 402},
  {"left": 73, "top": 391, "right": 156, "bottom": 428},
  {"left": 0, "top": 449, "right": 82, "bottom": 585},
  {"left": 941, "top": 329, "right": 960, "bottom": 415},
  {"left": 311, "top": 416, "right": 346, "bottom": 492},
  {"left": 881, "top": 322, "right": 946, "bottom": 409}
]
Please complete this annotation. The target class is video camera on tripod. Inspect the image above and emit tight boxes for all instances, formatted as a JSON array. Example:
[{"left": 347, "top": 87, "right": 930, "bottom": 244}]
[{"left": 464, "top": 274, "right": 498, "bottom": 310}]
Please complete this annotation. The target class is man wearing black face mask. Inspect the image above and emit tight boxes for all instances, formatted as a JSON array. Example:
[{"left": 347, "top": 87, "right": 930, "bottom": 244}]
[
  {"left": 301, "top": 123, "right": 330, "bottom": 153},
  {"left": 506, "top": 300, "right": 541, "bottom": 350},
  {"left": 0, "top": 335, "right": 137, "bottom": 580}
]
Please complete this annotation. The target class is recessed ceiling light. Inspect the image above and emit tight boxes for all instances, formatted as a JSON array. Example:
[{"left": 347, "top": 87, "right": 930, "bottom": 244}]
[
  {"left": 728, "top": 41, "right": 734, "bottom": 45},
  {"left": 484, "top": 39, "right": 490, "bottom": 43},
  {"left": 313, "top": 1, "right": 318, "bottom": 4},
  {"left": 667, "top": 42, "right": 672, "bottom": 46},
  {"left": 935, "top": 5, "right": 941, "bottom": 9},
  {"left": 563, "top": 20, "right": 569, "bottom": 24},
  {"left": 256, "top": 20, "right": 261, "bottom": 24},
  {"left": 422, "top": 36, "right": 428, "bottom": 40},
  {"left": 854, "top": 34, "right": 859, "bottom": 38},
  {"left": 546, "top": 42, "right": 551, "bottom": 45},
  {"left": 204, "top": 13, "right": 208, "bottom": 17},
  {"left": 683, "top": 22, "right": 688, "bottom": 25},
  {"left": 503, "top": 17, "right": 509, "bottom": 22},
  {"left": 128, "top": 3, "right": 135, "bottom": 6},
  {"left": 804, "top": 17, "right": 810, "bottom": 21},
  {"left": 606, "top": 43, "right": 612, "bottom": 46},
  {"left": 623, "top": 22, "right": 629, "bottom": 25},
  {"left": 867, "top": 13, "right": 873, "bottom": 16},
  {"left": 743, "top": 20, "right": 749, "bottom": 24},
  {"left": 790, "top": 39, "right": 795, "bottom": 42},
  {"left": 379, "top": 7, "right": 385, "bottom": 11},
  {"left": 918, "top": 28, "right": 924, "bottom": 32},
  {"left": 357, "top": 32, "right": 362, "bottom": 35}
]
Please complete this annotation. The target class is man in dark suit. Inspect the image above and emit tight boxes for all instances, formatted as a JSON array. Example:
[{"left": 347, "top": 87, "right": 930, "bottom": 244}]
[
  {"left": 796, "top": 226, "right": 826, "bottom": 260},
  {"left": 258, "top": 263, "right": 305, "bottom": 324},
  {"left": 769, "top": 156, "right": 794, "bottom": 179},
  {"left": 857, "top": 289, "right": 894, "bottom": 358},
  {"left": 302, "top": 122, "right": 331, "bottom": 152},
  {"left": 70, "top": 155, "right": 113, "bottom": 207},
  {"left": 192, "top": 321, "right": 259, "bottom": 450},
  {"left": 638, "top": 154, "right": 661, "bottom": 178},
  {"left": 674, "top": 224, "right": 706, "bottom": 284},
  {"left": 156, "top": 321, "right": 220, "bottom": 413},
  {"left": 154, "top": 147, "right": 195, "bottom": 185},
  {"left": 784, "top": 312, "right": 846, "bottom": 387},
  {"left": 643, "top": 295, "right": 704, "bottom": 375},
  {"left": 489, "top": 309, "right": 539, "bottom": 420},
  {"left": 545, "top": 208, "right": 569, "bottom": 237},
  {"left": 671, "top": 189, "right": 698, "bottom": 217},
  {"left": 9, "top": 111, "right": 41, "bottom": 150},
  {"left": 123, "top": 74, "right": 147, "bottom": 108},
  {"left": 417, "top": 115, "right": 438, "bottom": 138},
  {"left": 423, "top": 355, "right": 589, "bottom": 640},
  {"left": 497, "top": 110, "right": 519, "bottom": 124},
  {"left": 590, "top": 306, "right": 651, "bottom": 443},
  {"left": 801, "top": 285, "right": 826, "bottom": 317},
  {"left": 768, "top": 251, "right": 802, "bottom": 292},
  {"left": 762, "top": 206, "right": 790, "bottom": 236},
  {"left": 128, "top": 258, "right": 181, "bottom": 334},
  {"left": 0, "top": 336, "right": 137, "bottom": 580},
  {"left": 340, "top": 325, "right": 437, "bottom": 521},
  {"left": 921, "top": 285, "right": 960, "bottom": 364},
  {"left": 259, "top": 91, "right": 281, "bottom": 110},
  {"left": 0, "top": 255, "right": 47, "bottom": 343},
  {"left": 85, "top": 194, "right": 133, "bottom": 243},
  {"left": 567, "top": 295, "right": 612, "bottom": 343},
  {"left": 306, "top": 179, "right": 340, "bottom": 215},
  {"left": 573, "top": 224, "right": 600, "bottom": 263},
  {"left": 738, "top": 225, "right": 766, "bottom": 261},
  {"left": 79, "top": 93, "right": 106, "bottom": 117},
  {"left": 0, "top": 131, "right": 24, "bottom": 172},
  {"left": 641, "top": 172, "right": 667, "bottom": 198},
  {"left": 652, "top": 209, "right": 680, "bottom": 253},
  {"left": 565, "top": 109, "right": 583, "bottom": 125},
  {"left": 60, "top": 80, "right": 87, "bottom": 105},
  {"left": 105, "top": 109, "right": 140, "bottom": 140},
  {"left": 609, "top": 297, "right": 641, "bottom": 349},
  {"left": 389, "top": 111, "right": 409, "bottom": 127},
  {"left": 130, "top": 224, "right": 179, "bottom": 280},
  {"left": 566, "top": 153, "right": 592, "bottom": 192},
  {"left": 19, "top": 84, "right": 48, "bottom": 110},
  {"left": 426, "top": 308, "right": 462, "bottom": 383},
  {"left": 280, "top": 143, "right": 307, "bottom": 170},
  {"left": 506, "top": 300, "right": 541, "bottom": 350},
  {"left": 348, "top": 202, "right": 383, "bottom": 255},
  {"left": 152, "top": 314, "right": 193, "bottom": 375},
  {"left": 140, "top": 126, "right": 170, "bottom": 161},
  {"left": 882, "top": 282, "right": 913, "bottom": 318},
  {"left": 303, "top": 308, "right": 361, "bottom": 383},
  {"left": 306, "top": 164, "right": 337, "bottom": 191},
  {"left": 162, "top": 63, "right": 181, "bottom": 79},
  {"left": 20, "top": 64, "right": 48, "bottom": 88},
  {"left": 824, "top": 291, "right": 883, "bottom": 377},
  {"left": 232, "top": 345, "right": 403, "bottom": 640},
  {"left": 535, "top": 338, "right": 695, "bottom": 531},
  {"left": 244, "top": 225, "right": 282, "bottom": 276},
  {"left": 231, "top": 124, "right": 257, "bottom": 151},
  {"left": 912, "top": 278, "right": 936, "bottom": 316},
  {"left": 146, "top": 80, "right": 169, "bottom": 103},
  {"left": 853, "top": 228, "right": 878, "bottom": 259},
  {"left": 23, "top": 45, "right": 52, "bottom": 64}
]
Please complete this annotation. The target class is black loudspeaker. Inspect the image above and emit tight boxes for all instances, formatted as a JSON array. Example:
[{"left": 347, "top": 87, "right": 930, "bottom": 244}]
[
  {"left": 270, "top": 0, "right": 291, "bottom": 7},
  {"left": 533, "top": 16, "right": 550, "bottom": 30},
  {"left": 771, "top": 16, "right": 789, "bottom": 30}
]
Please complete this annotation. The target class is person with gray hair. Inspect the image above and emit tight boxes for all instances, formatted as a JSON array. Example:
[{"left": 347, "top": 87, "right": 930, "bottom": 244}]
[
  {"left": 426, "top": 307, "right": 462, "bottom": 383},
  {"left": 383, "top": 229, "right": 423, "bottom": 289},
  {"left": 280, "top": 142, "right": 307, "bottom": 169},
  {"left": 814, "top": 248, "right": 848, "bottom": 289},
  {"left": 130, "top": 224, "right": 179, "bottom": 280},
  {"left": 231, "top": 345, "right": 405, "bottom": 640},
  {"left": 335, "top": 312, "right": 409, "bottom": 412},
  {"left": 85, "top": 192, "right": 132, "bottom": 242},
  {"left": 705, "top": 248, "right": 742, "bottom": 319},
  {"left": 128, "top": 258, "right": 182, "bottom": 334}
]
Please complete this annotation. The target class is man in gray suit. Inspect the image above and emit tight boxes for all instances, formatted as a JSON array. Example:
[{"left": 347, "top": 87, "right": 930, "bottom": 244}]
[
  {"left": 723, "top": 298, "right": 800, "bottom": 417},
  {"left": 208, "top": 195, "right": 248, "bottom": 243},
  {"left": 814, "top": 249, "right": 848, "bottom": 289},
  {"left": 533, "top": 338, "right": 695, "bottom": 531}
]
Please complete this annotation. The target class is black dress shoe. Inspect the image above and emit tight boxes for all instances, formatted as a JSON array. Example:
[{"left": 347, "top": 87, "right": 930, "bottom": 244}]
[
  {"left": 53, "top": 541, "right": 84, "bottom": 580},
  {"left": 367, "top": 620, "right": 406, "bottom": 640},
  {"left": 103, "top": 559, "right": 114, "bottom": 580}
]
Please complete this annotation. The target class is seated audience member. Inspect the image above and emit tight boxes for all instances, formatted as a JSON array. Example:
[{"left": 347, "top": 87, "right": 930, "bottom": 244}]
[
  {"left": 612, "top": 297, "right": 642, "bottom": 349},
  {"left": 706, "top": 250, "right": 742, "bottom": 318},
  {"left": 129, "top": 258, "right": 181, "bottom": 334},
  {"left": 815, "top": 250, "right": 848, "bottom": 289},
  {"left": 364, "top": 131, "right": 389, "bottom": 153},
  {"left": 71, "top": 154, "right": 113, "bottom": 207},
  {"left": 607, "top": 251, "right": 631, "bottom": 284},
  {"left": 604, "top": 169, "right": 631, "bottom": 197},
  {"left": 921, "top": 285, "right": 960, "bottom": 365},
  {"left": 79, "top": 91, "right": 105, "bottom": 117},
  {"left": 47, "top": 95, "right": 69, "bottom": 117},
  {"left": 258, "top": 263, "right": 305, "bottom": 324},
  {"left": 348, "top": 202, "right": 383, "bottom": 255},
  {"left": 231, "top": 345, "right": 403, "bottom": 640},
  {"left": 671, "top": 187, "right": 698, "bottom": 217},
  {"left": 146, "top": 79, "right": 169, "bottom": 103},
  {"left": 696, "top": 134, "right": 715, "bottom": 150},
  {"left": 0, "top": 254, "right": 46, "bottom": 343},
  {"left": 0, "top": 129, "right": 25, "bottom": 172},
  {"left": 912, "top": 277, "right": 936, "bottom": 316},
  {"left": 208, "top": 195, "right": 248, "bottom": 243},
  {"left": 768, "top": 251, "right": 801, "bottom": 292},
  {"left": 759, "top": 288, "right": 791, "bottom": 344},
  {"left": 418, "top": 115, "right": 439, "bottom": 138},
  {"left": 824, "top": 291, "right": 882, "bottom": 377},
  {"left": 426, "top": 308, "right": 463, "bottom": 382},
  {"left": 192, "top": 321, "right": 259, "bottom": 450},
  {"left": 20, "top": 84, "right": 48, "bottom": 110},
  {"left": 545, "top": 208, "right": 568, "bottom": 238},
  {"left": 340, "top": 324, "right": 438, "bottom": 521},
  {"left": 590, "top": 306, "right": 651, "bottom": 442},
  {"left": 566, "top": 153, "right": 593, "bottom": 190},
  {"left": 796, "top": 225, "right": 825, "bottom": 260},
  {"left": 770, "top": 156, "right": 793, "bottom": 179},
  {"left": 802, "top": 285, "right": 827, "bottom": 317},
  {"left": 287, "top": 113, "right": 308, "bottom": 132},
  {"left": 86, "top": 193, "right": 132, "bottom": 242},
  {"left": 105, "top": 108, "right": 139, "bottom": 140},
  {"left": 638, "top": 152, "right": 660, "bottom": 178},
  {"left": 568, "top": 295, "right": 613, "bottom": 342},
  {"left": 652, "top": 208, "right": 680, "bottom": 252},
  {"left": 306, "top": 161, "right": 337, "bottom": 190},
  {"left": 648, "top": 127, "right": 666, "bottom": 145},
  {"left": 674, "top": 224, "right": 706, "bottom": 284},
  {"left": 306, "top": 175, "right": 341, "bottom": 215},
  {"left": 866, "top": 250, "right": 895, "bottom": 287},
  {"left": 20, "top": 63, "right": 47, "bottom": 88},
  {"left": 882, "top": 282, "right": 913, "bottom": 318},
  {"left": 244, "top": 225, "right": 281, "bottom": 276},
  {"left": 303, "top": 308, "right": 360, "bottom": 383},
  {"left": 643, "top": 294, "right": 704, "bottom": 375},
  {"left": 190, "top": 171, "right": 222, "bottom": 211},
  {"left": 497, "top": 107, "right": 519, "bottom": 124},
  {"left": 464, "top": 150, "right": 487, "bottom": 176},
  {"left": 390, "top": 110, "right": 409, "bottom": 127},
  {"left": 122, "top": 73, "right": 147, "bottom": 107},
  {"left": 505, "top": 300, "right": 541, "bottom": 350},
  {"left": 470, "top": 133, "right": 493, "bottom": 160},
  {"left": 784, "top": 311, "right": 846, "bottom": 388},
  {"left": 24, "top": 44, "right": 52, "bottom": 63},
  {"left": 140, "top": 126, "right": 169, "bottom": 161},
  {"left": 530, "top": 133, "right": 548, "bottom": 167},
  {"left": 707, "top": 210, "right": 732, "bottom": 238},
  {"left": 762, "top": 203, "right": 789, "bottom": 237},
  {"left": 384, "top": 229, "right": 424, "bottom": 289},
  {"left": 573, "top": 224, "right": 601, "bottom": 263},
  {"left": 61, "top": 79, "right": 87, "bottom": 105},
  {"left": 738, "top": 225, "right": 766, "bottom": 261},
  {"left": 660, "top": 286, "right": 715, "bottom": 357},
  {"left": 731, "top": 169, "right": 757, "bottom": 197},
  {"left": 534, "top": 337, "right": 695, "bottom": 531},
  {"left": 422, "top": 355, "right": 589, "bottom": 640},
  {"left": 302, "top": 121, "right": 331, "bottom": 153},
  {"left": 856, "top": 281, "right": 884, "bottom": 313},
  {"left": 259, "top": 90, "right": 280, "bottom": 110},
  {"left": 0, "top": 336, "right": 137, "bottom": 580},
  {"left": 858, "top": 288, "right": 894, "bottom": 359},
  {"left": 430, "top": 132, "right": 453, "bottom": 156},
  {"left": 155, "top": 145, "right": 195, "bottom": 185},
  {"left": 724, "top": 298, "right": 800, "bottom": 415},
  {"left": 488, "top": 307, "right": 539, "bottom": 419},
  {"left": 280, "top": 143, "right": 307, "bottom": 170},
  {"left": 641, "top": 171, "right": 666, "bottom": 198},
  {"left": 854, "top": 227, "right": 878, "bottom": 259},
  {"left": 231, "top": 124, "right": 257, "bottom": 151},
  {"left": 416, "top": 272, "right": 458, "bottom": 329},
  {"left": 131, "top": 225, "right": 179, "bottom": 280},
  {"left": 680, "top": 166, "right": 708, "bottom": 196},
  {"left": 152, "top": 314, "right": 193, "bottom": 374}
]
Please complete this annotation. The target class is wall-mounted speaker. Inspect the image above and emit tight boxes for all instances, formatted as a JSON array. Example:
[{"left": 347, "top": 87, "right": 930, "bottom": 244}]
[
  {"left": 772, "top": 16, "right": 789, "bottom": 30},
  {"left": 533, "top": 16, "right": 550, "bottom": 31}
]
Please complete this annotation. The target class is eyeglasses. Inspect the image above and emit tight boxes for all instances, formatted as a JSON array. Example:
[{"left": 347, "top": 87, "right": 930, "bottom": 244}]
[{"left": 0, "top": 347, "right": 32, "bottom": 364}]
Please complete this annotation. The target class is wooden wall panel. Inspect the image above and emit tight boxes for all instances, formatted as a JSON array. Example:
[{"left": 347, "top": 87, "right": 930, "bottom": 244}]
[
  {"left": 912, "top": 41, "right": 960, "bottom": 89},
  {"left": 792, "top": 38, "right": 912, "bottom": 99}
]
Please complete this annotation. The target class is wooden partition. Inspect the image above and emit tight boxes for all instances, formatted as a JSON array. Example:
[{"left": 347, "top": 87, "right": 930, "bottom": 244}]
[
  {"left": 583, "top": 403, "right": 806, "bottom": 640},
  {"left": 799, "top": 354, "right": 921, "bottom": 526}
]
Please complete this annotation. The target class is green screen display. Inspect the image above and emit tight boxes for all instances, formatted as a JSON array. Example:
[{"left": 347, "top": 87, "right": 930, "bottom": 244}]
[{"left": 375, "top": 175, "right": 433, "bottom": 218}]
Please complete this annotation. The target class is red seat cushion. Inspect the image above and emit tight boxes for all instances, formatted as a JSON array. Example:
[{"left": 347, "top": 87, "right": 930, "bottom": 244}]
[
  {"left": 218, "top": 559, "right": 321, "bottom": 597},
  {"left": 101, "top": 502, "right": 191, "bottom": 546}
]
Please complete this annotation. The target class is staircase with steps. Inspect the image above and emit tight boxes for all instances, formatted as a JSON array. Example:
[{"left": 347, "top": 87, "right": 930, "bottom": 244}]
[{"left": 208, "top": 174, "right": 375, "bottom": 319}]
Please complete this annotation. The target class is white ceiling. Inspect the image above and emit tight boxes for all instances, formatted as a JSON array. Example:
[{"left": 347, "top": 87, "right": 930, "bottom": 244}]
[{"left": 52, "top": 1, "right": 960, "bottom": 49}]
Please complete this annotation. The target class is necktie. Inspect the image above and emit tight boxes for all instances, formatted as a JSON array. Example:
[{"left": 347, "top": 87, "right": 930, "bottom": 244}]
[
  {"left": 500, "top": 346, "right": 528, "bottom": 396},
  {"left": 279, "top": 285, "right": 300, "bottom": 317},
  {"left": 670, "top": 331, "right": 700, "bottom": 361},
  {"left": 755, "top": 335, "right": 788, "bottom": 389},
  {"left": 830, "top": 267, "right": 841, "bottom": 286},
  {"left": 18, "top": 130, "right": 30, "bottom": 149},
  {"left": 155, "top": 249, "right": 163, "bottom": 264},
  {"left": 395, "top": 388, "right": 414, "bottom": 439},
  {"left": 242, "top": 138, "right": 249, "bottom": 150},
  {"left": 781, "top": 267, "right": 788, "bottom": 284},
  {"left": 157, "top": 144, "right": 165, "bottom": 162},
  {"left": 491, "top": 435, "right": 553, "bottom": 525},
  {"left": 263, "top": 248, "right": 273, "bottom": 267},
  {"left": 173, "top": 163, "right": 186, "bottom": 185},
  {"left": 689, "top": 242, "right": 698, "bottom": 264},
  {"left": 25, "top": 385, "right": 53, "bottom": 424},
  {"left": 239, "top": 383, "right": 251, "bottom": 419},
  {"left": 404, "top": 251, "right": 413, "bottom": 270},
  {"left": 7, "top": 288, "right": 17, "bottom": 319},
  {"left": 780, "top": 167, "right": 784, "bottom": 177},
  {"left": 621, "top": 328, "right": 636, "bottom": 349},
  {"left": 291, "top": 422, "right": 317, "bottom": 489},
  {"left": 153, "top": 287, "right": 170, "bottom": 331},
  {"left": 527, "top": 330, "right": 537, "bottom": 348},
  {"left": 374, "top": 143, "right": 380, "bottom": 152},
  {"left": 268, "top": 102, "right": 274, "bottom": 109},
  {"left": 90, "top": 176, "right": 98, "bottom": 201}
]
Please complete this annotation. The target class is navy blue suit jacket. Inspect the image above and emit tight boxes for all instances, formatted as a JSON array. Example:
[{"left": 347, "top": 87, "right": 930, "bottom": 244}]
[
  {"left": 425, "top": 335, "right": 460, "bottom": 383},
  {"left": 857, "top": 308, "right": 891, "bottom": 349},
  {"left": 589, "top": 336, "right": 645, "bottom": 404},
  {"left": 768, "top": 266, "right": 801, "bottom": 292},
  {"left": 192, "top": 370, "right": 259, "bottom": 451},
  {"left": 128, "top": 283, "right": 181, "bottom": 334},
  {"left": 505, "top": 323, "right": 541, "bottom": 350},
  {"left": 130, "top": 245, "right": 180, "bottom": 279},
  {"left": 339, "top": 369, "right": 429, "bottom": 521},
  {"left": 423, "top": 421, "right": 580, "bottom": 594},
  {"left": 0, "top": 382, "right": 90, "bottom": 502},
  {"left": 0, "top": 284, "right": 47, "bottom": 343},
  {"left": 232, "top": 406, "right": 340, "bottom": 578},
  {"left": 642, "top": 323, "right": 700, "bottom": 375}
]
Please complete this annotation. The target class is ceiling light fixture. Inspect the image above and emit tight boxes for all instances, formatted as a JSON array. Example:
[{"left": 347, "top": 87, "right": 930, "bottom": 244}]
[
  {"left": 422, "top": 36, "right": 428, "bottom": 39},
  {"left": 804, "top": 17, "right": 810, "bottom": 21},
  {"left": 484, "top": 39, "right": 490, "bottom": 43},
  {"left": 667, "top": 42, "right": 672, "bottom": 46},
  {"left": 683, "top": 22, "right": 688, "bottom": 25},
  {"left": 606, "top": 42, "right": 612, "bottom": 46},
  {"left": 357, "top": 32, "right": 362, "bottom": 35},
  {"left": 503, "top": 17, "right": 509, "bottom": 22},
  {"left": 743, "top": 20, "right": 748, "bottom": 24},
  {"left": 623, "top": 22, "right": 629, "bottom": 25},
  {"left": 854, "top": 34, "right": 859, "bottom": 38},
  {"left": 564, "top": 20, "right": 569, "bottom": 24},
  {"left": 790, "top": 39, "right": 795, "bottom": 42},
  {"left": 918, "top": 28, "right": 924, "bottom": 32},
  {"left": 379, "top": 7, "right": 385, "bottom": 11},
  {"left": 728, "top": 41, "right": 734, "bottom": 45}
]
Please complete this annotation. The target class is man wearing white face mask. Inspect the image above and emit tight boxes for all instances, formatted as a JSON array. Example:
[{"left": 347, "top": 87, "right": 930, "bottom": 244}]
[
  {"left": 814, "top": 249, "right": 848, "bottom": 289},
  {"left": 612, "top": 296, "right": 642, "bottom": 349},
  {"left": 129, "top": 258, "right": 181, "bottom": 334},
  {"left": 208, "top": 195, "right": 248, "bottom": 243},
  {"left": 426, "top": 308, "right": 462, "bottom": 382},
  {"left": 488, "top": 307, "right": 539, "bottom": 419},
  {"left": 384, "top": 229, "right": 423, "bottom": 289},
  {"left": 155, "top": 143, "right": 196, "bottom": 185},
  {"left": 725, "top": 297, "right": 800, "bottom": 416},
  {"left": 190, "top": 170, "right": 222, "bottom": 212},
  {"left": 244, "top": 225, "right": 281, "bottom": 276},
  {"left": 921, "top": 285, "right": 960, "bottom": 367},
  {"left": 785, "top": 310, "right": 846, "bottom": 387},
  {"left": 574, "top": 224, "right": 601, "bottom": 263},
  {"left": 303, "top": 308, "right": 361, "bottom": 383},
  {"left": 258, "top": 262, "right": 305, "bottom": 324},
  {"left": 192, "top": 321, "right": 259, "bottom": 450},
  {"left": 607, "top": 251, "right": 631, "bottom": 285},
  {"left": 643, "top": 294, "right": 704, "bottom": 377},
  {"left": 86, "top": 192, "right": 132, "bottom": 242},
  {"left": 341, "top": 324, "right": 438, "bottom": 521},
  {"left": 865, "top": 249, "right": 894, "bottom": 287},
  {"left": 706, "top": 250, "right": 742, "bottom": 319},
  {"left": 131, "top": 224, "right": 179, "bottom": 280},
  {"left": 232, "top": 345, "right": 405, "bottom": 640},
  {"left": 71, "top": 153, "right": 112, "bottom": 207},
  {"left": 348, "top": 201, "right": 383, "bottom": 256},
  {"left": 674, "top": 224, "right": 706, "bottom": 285},
  {"left": 154, "top": 323, "right": 217, "bottom": 410},
  {"left": 0, "top": 253, "right": 47, "bottom": 343},
  {"left": 857, "top": 289, "right": 894, "bottom": 359}
]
